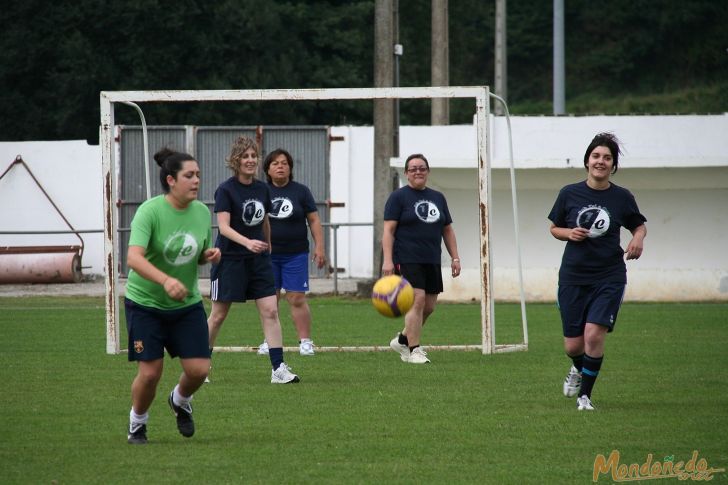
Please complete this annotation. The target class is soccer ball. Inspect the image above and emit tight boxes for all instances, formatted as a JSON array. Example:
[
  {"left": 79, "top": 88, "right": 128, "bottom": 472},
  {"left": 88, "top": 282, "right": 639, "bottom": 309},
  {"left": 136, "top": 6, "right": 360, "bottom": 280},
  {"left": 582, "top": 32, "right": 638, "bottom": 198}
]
[{"left": 371, "top": 275, "right": 414, "bottom": 318}]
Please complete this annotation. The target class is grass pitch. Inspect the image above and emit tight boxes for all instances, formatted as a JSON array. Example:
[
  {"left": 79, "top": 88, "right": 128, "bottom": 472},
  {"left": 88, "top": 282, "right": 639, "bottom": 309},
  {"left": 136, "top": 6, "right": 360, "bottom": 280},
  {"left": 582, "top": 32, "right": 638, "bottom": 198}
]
[{"left": 0, "top": 296, "right": 726, "bottom": 484}]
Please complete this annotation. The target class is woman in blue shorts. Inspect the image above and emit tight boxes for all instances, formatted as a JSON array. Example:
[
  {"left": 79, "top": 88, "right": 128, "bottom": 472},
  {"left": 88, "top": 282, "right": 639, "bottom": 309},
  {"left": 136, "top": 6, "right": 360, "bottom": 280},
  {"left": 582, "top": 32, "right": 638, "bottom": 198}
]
[
  {"left": 206, "top": 136, "right": 300, "bottom": 384},
  {"left": 125, "top": 148, "right": 221, "bottom": 444},
  {"left": 548, "top": 132, "right": 647, "bottom": 411},
  {"left": 257, "top": 148, "right": 325, "bottom": 356},
  {"left": 382, "top": 153, "right": 462, "bottom": 364}
]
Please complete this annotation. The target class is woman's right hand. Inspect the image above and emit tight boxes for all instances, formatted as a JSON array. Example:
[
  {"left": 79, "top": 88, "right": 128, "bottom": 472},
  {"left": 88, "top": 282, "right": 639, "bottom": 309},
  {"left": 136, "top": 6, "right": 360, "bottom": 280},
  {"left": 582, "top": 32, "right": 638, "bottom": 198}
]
[
  {"left": 381, "top": 261, "right": 394, "bottom": 276},
  {"left": 244, "top": 238, "right": 269, "bottom": 253},
  {"left": 568, "top": 227, "right": 590, "bottom": 242}
]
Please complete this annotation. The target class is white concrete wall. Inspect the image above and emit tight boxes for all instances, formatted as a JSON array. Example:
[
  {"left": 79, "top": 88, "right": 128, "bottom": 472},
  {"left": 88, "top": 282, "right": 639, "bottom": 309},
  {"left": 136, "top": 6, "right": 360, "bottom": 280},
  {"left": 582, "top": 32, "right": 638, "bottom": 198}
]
[
  {"left": 2, "top": 115, "right": 727, "bottom": 300},
  {"left": 0, "top": 141, "right": 104, "bottom": 275},
  {"left": 329, "top": 115, "right": 728, "bottom": 301}
]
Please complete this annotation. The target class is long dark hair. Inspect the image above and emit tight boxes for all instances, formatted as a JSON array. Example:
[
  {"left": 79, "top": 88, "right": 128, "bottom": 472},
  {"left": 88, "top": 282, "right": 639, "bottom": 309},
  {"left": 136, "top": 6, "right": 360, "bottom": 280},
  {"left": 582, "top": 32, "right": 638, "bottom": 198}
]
[
  {"left": 153, "top": 147, "right": 196, "bottom": 193},
  {"left": 583, "top": 132, "right": 622, "bottom": 174}
]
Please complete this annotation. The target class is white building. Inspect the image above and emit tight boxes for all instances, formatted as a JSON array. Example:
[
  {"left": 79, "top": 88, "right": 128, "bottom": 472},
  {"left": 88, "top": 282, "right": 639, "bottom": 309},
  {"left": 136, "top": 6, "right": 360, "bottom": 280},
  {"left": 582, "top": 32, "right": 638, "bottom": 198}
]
[
  {"left": 329, "top": 115, "right": 728, "bottom": 302},
  {"left": 2, "top": 114, "right": 727, "bottom": 301}
]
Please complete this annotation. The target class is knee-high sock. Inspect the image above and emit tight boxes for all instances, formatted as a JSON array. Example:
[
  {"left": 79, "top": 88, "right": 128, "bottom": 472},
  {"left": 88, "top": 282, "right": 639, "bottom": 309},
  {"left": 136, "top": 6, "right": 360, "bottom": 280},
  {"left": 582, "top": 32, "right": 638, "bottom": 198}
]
[{"left": 579, "top": 354, "right": 603, "bottom": 398}]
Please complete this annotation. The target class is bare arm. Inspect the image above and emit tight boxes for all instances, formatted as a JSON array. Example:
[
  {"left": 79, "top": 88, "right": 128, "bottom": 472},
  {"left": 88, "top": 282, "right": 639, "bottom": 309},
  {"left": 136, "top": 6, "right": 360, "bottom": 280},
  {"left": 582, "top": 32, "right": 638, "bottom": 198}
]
[
  {"left": 127, "top": 245, "right": 188, "bottom": 301},
  {"left": 262, "top": 215, "right": 272, "bottom": 251},
  {"left": 381, "top": 220, "right": 397, "bottom": 276},
  {"left": 442, "top": 224, "right": 461, "bottom": 278},
  {"left": 625, "top": 224, "right": 646, "bottom": 260},
  {"left": 217, "top": 211, "right": 269, "bottom": 254},
  {"left": 306, "top": 211, "right": 326, "bottom": 269}
]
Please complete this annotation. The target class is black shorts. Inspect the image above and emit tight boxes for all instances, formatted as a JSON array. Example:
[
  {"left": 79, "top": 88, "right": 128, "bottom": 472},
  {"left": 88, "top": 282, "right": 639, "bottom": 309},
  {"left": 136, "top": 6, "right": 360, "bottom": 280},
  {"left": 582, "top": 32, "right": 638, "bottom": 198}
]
[
  {"left": 557, "top": 282, "right": 626, "bottom": 337},
  {"left": 125, "top": 298, "right": 210, "bottom": 362},
  {"left": 210, "top": 255, "right": 276, "bottom": 302},
  {"left": 395, "top": 263, "right": 443, "bottom": 294}
]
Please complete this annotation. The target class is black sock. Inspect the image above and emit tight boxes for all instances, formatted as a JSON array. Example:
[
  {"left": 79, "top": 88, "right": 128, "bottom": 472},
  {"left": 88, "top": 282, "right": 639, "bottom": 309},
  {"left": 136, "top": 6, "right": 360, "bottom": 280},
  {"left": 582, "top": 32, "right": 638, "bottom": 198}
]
[
  {"left": 569, "top": 353, "right": 584, "bottom": 372},
  {"left": 398, "top": 333, "right": 409, "bottom": 346},
  {"left": 269, "top": 347, "right": 284, "bottom": 371},
  {"left": 580, "top": 354, "right": 603, "bottom": 398},
  {"left": 409, "top": 344, "right": 420, "bottom": 352}
]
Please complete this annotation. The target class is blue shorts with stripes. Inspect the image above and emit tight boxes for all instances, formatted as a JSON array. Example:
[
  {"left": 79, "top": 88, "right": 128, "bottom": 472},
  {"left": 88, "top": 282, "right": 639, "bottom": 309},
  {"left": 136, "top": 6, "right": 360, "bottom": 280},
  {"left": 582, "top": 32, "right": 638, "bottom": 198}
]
[{"left": 210, "top": 255, "right": 276, "bottom": 302}]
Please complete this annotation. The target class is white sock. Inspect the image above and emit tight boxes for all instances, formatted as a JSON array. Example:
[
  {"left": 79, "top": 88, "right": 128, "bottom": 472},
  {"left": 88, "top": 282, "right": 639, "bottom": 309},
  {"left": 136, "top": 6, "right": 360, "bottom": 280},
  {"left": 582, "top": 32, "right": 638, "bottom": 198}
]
[
  {"left": 300, "top": 338, "right": 311, "bottom": 344},
  {"left": 173, "top": 384, "right": 193, "bottom": 407},
  {"left": 130, "top": 408, "right": 148, "bottom": 425}
]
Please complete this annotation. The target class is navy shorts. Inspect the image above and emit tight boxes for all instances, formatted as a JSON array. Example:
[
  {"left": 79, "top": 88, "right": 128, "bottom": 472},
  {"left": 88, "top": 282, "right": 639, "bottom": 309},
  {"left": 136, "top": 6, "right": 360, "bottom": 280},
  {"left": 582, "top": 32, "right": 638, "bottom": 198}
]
[
  {"left": 557, "top": 282, "right": 626, "bottom": 337},
  {"left": 395, "top": 263, "right": 443, "bottom": 294},
  {"left": 270, "top": 252, "right": 309, "bottom": 292},
  {"left": 124, "top": 298, "right": 210, "bottom": 362},
  {"left": 210, "top": 255, "right": 276, "bottom": 302}
]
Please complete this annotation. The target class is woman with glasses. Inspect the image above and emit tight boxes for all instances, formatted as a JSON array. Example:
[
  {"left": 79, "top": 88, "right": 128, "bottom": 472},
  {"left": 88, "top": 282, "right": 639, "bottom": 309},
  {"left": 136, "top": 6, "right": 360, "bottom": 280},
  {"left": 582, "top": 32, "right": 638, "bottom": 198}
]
[{"left": 381, "top": 153, "right": 461, "bottom": 364}]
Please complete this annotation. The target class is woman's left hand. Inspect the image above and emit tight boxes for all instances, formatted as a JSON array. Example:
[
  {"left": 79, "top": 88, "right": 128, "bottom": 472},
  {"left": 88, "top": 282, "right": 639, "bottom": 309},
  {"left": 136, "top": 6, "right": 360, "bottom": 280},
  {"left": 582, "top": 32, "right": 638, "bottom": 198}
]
[
  {"left": 203, "top": 248, "right": 221, "bottom": 265},
  {"left": 451, "top": 259, "right": 461, "bottom": 278},
  {"left": 624, "top": 240, "right": 643, "bottom": 260},
  {"left": 312, "top": 250, "right": 326, "bottom": 269}
]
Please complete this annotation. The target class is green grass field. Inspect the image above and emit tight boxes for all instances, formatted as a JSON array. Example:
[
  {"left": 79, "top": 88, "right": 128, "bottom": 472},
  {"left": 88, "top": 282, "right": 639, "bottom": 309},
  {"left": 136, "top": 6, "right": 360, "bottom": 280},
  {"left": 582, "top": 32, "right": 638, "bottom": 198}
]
[{"left": 1, "top": 296, "right": 726, "bottom": 484}]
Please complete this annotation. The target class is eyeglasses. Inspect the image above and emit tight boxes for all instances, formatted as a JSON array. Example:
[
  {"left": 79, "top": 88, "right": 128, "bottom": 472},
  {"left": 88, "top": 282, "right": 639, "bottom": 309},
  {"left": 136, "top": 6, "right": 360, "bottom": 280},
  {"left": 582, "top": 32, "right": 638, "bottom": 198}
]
[{"left": 407, "top": 166, "right": 429, "bottom": 173}]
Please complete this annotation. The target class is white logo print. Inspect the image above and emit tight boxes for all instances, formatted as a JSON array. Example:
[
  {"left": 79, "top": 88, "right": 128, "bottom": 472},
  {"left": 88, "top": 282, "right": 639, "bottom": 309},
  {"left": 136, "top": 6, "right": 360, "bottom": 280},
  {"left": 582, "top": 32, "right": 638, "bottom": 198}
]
[
  {"left": 269, "top": 197, "right": 293, "bottom": 219},
  {"left": 163, "top": 232, "right": 198, "bottom": 266},
  {"left": 414, "top": 200, "right": 441, "bottom": 223},
  {"left": 242, "top": 199, "right": 265, "bottom": 226},
  {"left": 576, "top": 205, "right": 611, "bottom": 238}
]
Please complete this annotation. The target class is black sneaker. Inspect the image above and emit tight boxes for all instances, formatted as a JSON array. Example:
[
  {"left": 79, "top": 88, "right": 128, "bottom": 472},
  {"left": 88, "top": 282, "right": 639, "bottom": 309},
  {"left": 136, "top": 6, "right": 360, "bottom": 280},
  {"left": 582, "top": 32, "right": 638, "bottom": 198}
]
[
  {"left": 127, "top": 423, "right": 148, "bottom": 444},
  {"left": 168, "top": 392, "right": 195, "bottom": 437}
]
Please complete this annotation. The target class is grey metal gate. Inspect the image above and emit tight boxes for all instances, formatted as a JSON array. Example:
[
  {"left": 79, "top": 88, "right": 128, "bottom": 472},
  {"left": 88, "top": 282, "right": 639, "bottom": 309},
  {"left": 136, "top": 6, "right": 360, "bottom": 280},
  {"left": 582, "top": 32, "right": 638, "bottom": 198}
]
[{"left": 118, "top": 125, "right": 330, "bottom": 279}]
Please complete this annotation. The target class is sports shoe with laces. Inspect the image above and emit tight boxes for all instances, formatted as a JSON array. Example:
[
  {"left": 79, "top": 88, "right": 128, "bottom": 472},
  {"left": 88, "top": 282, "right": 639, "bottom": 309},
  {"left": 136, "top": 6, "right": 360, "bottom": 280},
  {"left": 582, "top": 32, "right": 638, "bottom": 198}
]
[
  {"left": 563, "top": 365, "right": 582, "bottom": 397},
  {"left": 257, "top": 340, "right": 269, "bottom": 355},
  {"left": 127, "top": 423, "right": 147, "bottom": 444},
  {"left": 390, "top": 334, "right": 410, "bottom": 362},
  {"left": 408, "top": 346, "right": 431, "bottom": 364},
  {"left": 168, "top": 392, "right": 195, "bottom": 437},
  {"left": 299, "top": 340, "right": 315, "bottom": 356},
  {"left": 271, "top": 363, "right": 300, "bottom": 384},
  {"left": 577, "top": 395, "right": 596, "bottom": 411}
]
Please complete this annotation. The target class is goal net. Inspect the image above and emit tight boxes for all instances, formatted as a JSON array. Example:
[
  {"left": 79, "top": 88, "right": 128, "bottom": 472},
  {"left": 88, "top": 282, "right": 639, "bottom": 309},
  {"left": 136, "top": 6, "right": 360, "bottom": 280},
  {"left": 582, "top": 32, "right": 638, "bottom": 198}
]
[{"left": 100, "top": 86, "right": 527, "bottom": 356}]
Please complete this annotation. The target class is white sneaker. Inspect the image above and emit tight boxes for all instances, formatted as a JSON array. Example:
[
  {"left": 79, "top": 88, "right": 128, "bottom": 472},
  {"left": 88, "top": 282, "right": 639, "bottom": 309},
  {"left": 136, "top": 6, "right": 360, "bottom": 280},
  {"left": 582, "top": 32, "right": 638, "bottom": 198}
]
[
  {"left": 408, "top": 347, "right": 431, "bottom": 364},
  {"left": 577, "top": 395, "right": 596, "bottom": 411},
  {"left": 390, "top": 334, "right": 410, "bottom": 362},
  {"left": 271, "top": 363, "right": 300, "bottom": 384},
  {"left": 563, "top": 365, "right": 582, "bottom": 397},
  {"left": 257, "top": 341, "right": 269, "bottom": 355},
  {"left": 299, "top": 340, "right": 315, "bottom": 356}
]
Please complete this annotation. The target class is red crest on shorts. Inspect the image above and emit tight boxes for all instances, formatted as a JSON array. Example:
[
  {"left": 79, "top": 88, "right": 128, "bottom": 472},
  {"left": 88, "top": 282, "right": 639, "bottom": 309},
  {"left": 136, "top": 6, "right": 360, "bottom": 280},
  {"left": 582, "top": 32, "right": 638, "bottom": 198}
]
[{"left": 134, "top": 340, "right": 144, "bottom": 353}]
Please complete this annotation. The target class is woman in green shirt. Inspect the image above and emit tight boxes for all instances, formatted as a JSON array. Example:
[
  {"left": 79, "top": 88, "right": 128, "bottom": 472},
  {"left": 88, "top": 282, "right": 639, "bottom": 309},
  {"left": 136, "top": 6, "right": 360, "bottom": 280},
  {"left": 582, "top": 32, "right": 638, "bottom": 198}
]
[{"left": 125, "top": 148, "right": 220, "bottom": 444}]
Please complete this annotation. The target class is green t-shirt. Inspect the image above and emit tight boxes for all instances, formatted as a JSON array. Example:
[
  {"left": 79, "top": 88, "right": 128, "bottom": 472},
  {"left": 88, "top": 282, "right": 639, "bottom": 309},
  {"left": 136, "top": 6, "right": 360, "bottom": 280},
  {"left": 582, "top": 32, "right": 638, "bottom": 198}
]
[{"left": 126, "top": 195, "right": 212, "bottom": 309}]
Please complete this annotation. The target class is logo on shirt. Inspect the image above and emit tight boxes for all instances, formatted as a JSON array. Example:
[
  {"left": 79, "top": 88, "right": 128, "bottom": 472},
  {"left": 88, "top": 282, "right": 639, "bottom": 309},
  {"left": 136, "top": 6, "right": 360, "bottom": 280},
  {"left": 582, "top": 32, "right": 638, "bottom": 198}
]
[
  {"left": 242, "top": 199, "right": 265, "bottom": 226},
  {"left": 414, "top": 200, "right": 441, "bottom": 223},
  {"left": 576, "top": 205, "right": 611, "bottom": 238},
  {"left": 269, "top": 197, "right": 293, "bottom": 219},
  {"left": 163, "top": 231, "right": 198, "bottom": 266}
]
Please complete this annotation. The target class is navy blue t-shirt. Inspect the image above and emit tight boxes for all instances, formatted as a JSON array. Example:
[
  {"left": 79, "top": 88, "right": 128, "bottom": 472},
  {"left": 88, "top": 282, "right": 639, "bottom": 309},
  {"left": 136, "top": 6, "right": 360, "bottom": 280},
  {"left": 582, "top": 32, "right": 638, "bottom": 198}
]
[
  {"left": 213, "top": 177, "right": 272, "bottom": 259},
  {"left": 548, "top": 181, "right": 646, "bottom": 285},
  {"left": 268, "top": 180, "right": 318, "bottom": 254},
  {"left": 384, "top": 185, "right": 453, "bottom": 264}
]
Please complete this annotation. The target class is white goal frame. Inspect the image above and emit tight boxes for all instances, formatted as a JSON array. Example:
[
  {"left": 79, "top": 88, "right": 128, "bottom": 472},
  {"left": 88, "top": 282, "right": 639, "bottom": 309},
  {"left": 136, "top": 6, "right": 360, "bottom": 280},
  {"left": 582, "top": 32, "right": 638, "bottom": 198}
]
[{"left": 100, "top": 86, "right": 528, "bottom": 356}]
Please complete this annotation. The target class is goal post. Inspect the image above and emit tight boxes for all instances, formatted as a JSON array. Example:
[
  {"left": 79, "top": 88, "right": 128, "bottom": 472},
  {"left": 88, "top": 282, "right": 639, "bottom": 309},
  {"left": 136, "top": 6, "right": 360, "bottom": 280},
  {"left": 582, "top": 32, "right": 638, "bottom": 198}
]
[{"left": 100, "top": 86, "right": 527, "bottom": 356}]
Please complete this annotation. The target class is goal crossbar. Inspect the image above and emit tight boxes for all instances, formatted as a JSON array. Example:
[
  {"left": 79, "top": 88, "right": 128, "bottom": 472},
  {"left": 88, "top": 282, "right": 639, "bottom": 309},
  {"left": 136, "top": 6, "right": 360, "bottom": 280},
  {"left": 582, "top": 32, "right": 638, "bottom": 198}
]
[{"left": 100, "top": 86, "right": 527, "bottom": 356}]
